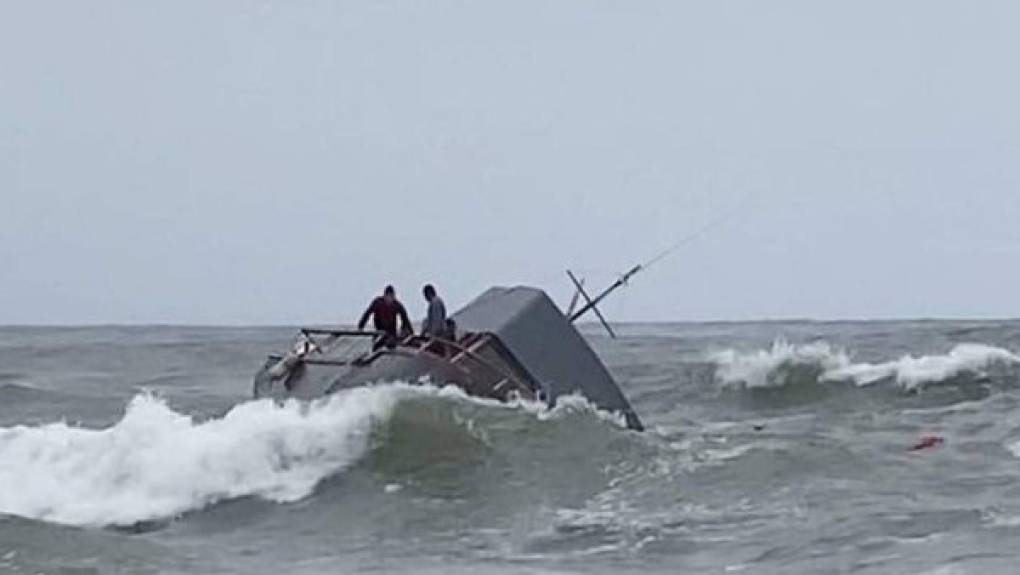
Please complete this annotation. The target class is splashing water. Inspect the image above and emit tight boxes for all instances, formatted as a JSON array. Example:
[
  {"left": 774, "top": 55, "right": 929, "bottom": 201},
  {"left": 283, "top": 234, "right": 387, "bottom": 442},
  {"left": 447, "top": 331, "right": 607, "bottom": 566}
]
[
  {"left": 0, "top": 381, "right": 622, "bottom": 528},
  {"left": 711, "top": 342, "right": 1020, "bottom": 390},
  {"left": 0, "top": 386, "right": 405, "bottom": 526}
]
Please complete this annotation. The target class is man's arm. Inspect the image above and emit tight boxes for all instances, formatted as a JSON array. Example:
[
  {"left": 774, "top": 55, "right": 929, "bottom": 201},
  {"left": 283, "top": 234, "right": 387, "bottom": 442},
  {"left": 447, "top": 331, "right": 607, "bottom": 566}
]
[
  {"left": 357, "top": 299, "right": 375, "bottom": 331},
  {"left": 397, "top": 303, "right": 414, "bottom": 336}
]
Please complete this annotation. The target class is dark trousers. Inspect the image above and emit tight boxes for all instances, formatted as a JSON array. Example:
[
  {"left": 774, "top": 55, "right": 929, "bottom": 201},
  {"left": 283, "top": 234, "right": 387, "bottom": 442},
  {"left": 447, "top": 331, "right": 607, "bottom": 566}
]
[{"left": 373, "top": 332, "right": 398, "bottom": 351}]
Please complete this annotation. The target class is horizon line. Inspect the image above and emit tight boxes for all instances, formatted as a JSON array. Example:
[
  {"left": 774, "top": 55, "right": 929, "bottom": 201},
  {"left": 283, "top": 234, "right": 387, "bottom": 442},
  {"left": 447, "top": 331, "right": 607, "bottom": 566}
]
[{"left": 2, "top": 315, "right": 1019, "bottom": 329}]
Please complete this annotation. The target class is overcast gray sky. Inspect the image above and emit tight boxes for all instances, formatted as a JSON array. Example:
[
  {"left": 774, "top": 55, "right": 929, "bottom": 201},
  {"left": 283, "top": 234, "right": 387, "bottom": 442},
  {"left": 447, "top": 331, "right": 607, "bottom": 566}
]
[{"left": 2, "top": 1, "right": 1018, "bottom": 324}]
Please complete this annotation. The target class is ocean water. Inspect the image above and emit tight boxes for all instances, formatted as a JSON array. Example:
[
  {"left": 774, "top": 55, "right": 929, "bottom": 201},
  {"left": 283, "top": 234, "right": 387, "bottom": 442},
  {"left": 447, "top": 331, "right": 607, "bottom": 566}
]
[{"left": 2, "top": 321, "right": 1020, "bottom": 574}]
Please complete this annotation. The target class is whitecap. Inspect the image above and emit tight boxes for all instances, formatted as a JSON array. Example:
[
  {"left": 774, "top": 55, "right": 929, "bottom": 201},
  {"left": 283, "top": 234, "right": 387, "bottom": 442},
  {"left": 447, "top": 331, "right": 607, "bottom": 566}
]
[
  {"left": 710, "top": 341, "right": 1019, "bottom": 390},
  {"left": 0, "top": 385, "right": 404, "bottom": 526}
]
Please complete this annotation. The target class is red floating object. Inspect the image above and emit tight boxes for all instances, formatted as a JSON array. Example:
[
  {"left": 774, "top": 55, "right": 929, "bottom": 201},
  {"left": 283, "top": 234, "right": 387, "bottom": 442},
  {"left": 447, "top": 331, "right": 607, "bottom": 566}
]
[{"left": 910, "top": 435, "right": 945, "bottom": 451}]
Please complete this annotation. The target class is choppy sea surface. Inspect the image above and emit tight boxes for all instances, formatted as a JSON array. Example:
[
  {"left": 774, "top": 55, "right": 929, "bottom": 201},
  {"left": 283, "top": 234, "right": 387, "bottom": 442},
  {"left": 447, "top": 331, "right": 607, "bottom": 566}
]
[{"left": 3, "top": 321, "right": 1020, "bottom": 574}]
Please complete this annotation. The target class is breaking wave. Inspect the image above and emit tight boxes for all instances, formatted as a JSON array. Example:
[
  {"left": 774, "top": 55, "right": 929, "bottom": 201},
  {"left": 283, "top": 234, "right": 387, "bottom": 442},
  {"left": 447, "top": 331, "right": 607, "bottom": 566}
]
[
  {"left": 711, "top": 341, "right": 1020, "bottom": 390},
  {"left": 0, "top": 386, "right": 406, "bottom": 527},
  {"left": 0, "top": 383, "right": 621, "bottom": 528}
]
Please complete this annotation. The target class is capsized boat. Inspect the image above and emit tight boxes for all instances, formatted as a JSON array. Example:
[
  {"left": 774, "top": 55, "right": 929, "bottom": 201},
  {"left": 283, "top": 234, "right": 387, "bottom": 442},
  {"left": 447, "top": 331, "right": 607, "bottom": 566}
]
[{"left": 253, "top": 286, "right": 643, "bottom": 431}]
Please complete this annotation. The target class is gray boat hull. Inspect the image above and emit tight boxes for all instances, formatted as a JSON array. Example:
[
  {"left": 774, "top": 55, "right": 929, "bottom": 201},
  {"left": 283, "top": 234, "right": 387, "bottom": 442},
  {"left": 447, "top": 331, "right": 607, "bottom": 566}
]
[{"left": 254, "top": 286, "right": 643, "bottom": 431}]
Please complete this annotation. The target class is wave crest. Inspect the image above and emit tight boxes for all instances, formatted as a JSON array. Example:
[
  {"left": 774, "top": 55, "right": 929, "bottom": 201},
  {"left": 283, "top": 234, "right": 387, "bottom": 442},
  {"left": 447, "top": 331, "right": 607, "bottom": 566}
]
[
  {"left": 0, "top": 386, "right": 404, "bottom": 527},
  {"left": 711, "top": 341, "right": 1020, "bottom": 390},
  {"left": 0, "top": 383, "right": 625, "bottom": 528}
]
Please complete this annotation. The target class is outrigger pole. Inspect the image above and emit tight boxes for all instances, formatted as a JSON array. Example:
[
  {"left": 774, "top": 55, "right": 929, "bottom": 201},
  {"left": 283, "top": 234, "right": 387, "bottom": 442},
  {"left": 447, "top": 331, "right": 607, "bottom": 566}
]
[{"left": 566, "top": 203, "right": 744, "bottom": 335}]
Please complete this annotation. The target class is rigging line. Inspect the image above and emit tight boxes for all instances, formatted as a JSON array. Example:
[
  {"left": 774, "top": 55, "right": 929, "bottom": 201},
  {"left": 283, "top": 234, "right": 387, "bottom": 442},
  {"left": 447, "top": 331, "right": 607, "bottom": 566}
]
[
  {"left": 640, "top": 201, "right": 746, "bottom": 271},
  {"left": 568, "top": 198, "right": 748, "bottom": 323}
]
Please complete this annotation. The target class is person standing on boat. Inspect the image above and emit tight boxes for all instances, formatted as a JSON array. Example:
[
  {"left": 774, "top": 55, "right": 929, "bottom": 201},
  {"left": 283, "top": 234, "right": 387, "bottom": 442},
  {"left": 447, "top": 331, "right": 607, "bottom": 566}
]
[
  {"left": 358, "top": 285, "right": 413, "bottom": 349},
  {"left": 420, "top": 284, "right": 447, "bottom": 338}
]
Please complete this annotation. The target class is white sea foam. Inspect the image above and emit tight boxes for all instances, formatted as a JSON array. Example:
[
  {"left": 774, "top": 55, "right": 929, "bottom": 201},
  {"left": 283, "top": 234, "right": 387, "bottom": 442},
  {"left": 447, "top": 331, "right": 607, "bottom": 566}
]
[
  {"left": 825, "top": 343, "right": 1020, "bottom": 389},
  {"left": 0, "top": 382, "right": 621, "bottom": 527},
  {"left": 711, "top": 341, "right": 1020, "bottom": 390},
  {"left": 0, "top": 385, "right": 407, "bottom": 527},
  {"left": 710, "top": 341, "right": 850, "bottom": 389},
  {"left": 428, "top": 383, "right": 628, "bottom": 428},
  {"left": 1007, "top": 440, "right": 1020, "bottom": 460}
]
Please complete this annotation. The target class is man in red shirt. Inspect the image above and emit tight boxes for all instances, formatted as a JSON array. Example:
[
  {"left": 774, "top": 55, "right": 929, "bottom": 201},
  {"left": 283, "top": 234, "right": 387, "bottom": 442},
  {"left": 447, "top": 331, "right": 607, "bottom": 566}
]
[{"left": 358, "top": 285, "right": 414, "bottom": 349}]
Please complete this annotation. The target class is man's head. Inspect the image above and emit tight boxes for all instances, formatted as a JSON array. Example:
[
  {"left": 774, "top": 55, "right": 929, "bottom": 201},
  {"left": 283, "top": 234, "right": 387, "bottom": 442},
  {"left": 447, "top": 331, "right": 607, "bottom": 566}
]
[
  {"left": 422, "top": 284, "right": 436, "bottom": 302},
  {"left": 383, "top": 285, "right": 396, "bottom": 303}
]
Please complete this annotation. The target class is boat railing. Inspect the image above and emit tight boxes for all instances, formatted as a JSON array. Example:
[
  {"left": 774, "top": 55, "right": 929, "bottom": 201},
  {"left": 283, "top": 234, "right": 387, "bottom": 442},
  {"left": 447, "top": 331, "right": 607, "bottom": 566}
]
[
  {"left": 300, "top": 328, "right": 386, "bottom": 349},
  {"left": 266, "top": 329, "right": 386, "bottom": 367},
  {"left": 267, "top": 328, "right": 537, "bottom": 400},
  {"left": 400, "top": 333, "right": 538, "bottom": 399}
]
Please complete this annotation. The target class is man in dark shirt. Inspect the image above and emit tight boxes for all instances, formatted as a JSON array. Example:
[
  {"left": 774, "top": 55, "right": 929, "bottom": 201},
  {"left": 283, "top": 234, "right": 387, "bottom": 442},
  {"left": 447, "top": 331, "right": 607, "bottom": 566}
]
[{"left": 357, "top": 285, "right": 414, "bottom": 349}]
